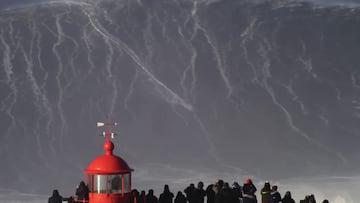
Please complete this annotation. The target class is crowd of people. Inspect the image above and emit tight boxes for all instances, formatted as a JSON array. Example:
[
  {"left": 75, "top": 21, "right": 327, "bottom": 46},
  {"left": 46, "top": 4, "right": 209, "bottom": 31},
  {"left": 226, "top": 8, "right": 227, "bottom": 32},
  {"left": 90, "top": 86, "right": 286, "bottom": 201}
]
[
  {"left": 48, "top": 181, "right": 89, "bottom": 203},
  {"left": 131, "top": 179, "right": 330, "bottom": 203},
  {"left": 48, "top": 179, "right": 330, "bottom": 203}
]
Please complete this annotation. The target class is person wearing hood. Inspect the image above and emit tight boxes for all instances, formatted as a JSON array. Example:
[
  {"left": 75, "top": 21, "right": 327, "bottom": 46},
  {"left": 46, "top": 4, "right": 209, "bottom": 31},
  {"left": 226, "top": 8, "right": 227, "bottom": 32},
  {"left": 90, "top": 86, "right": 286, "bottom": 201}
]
[
  {"left": 48, "top": 189, "right": 63, "bottom": 203},
  {"left": 75, "top": 181, "right": 89, "bottom": 202},
  {"left": 175, "top": 191, "right": 187, "bottom": 203},
  {"left": 281, "top": 191, "right": 295, "bottom": 203},
  {"left": 243, "top": 179, "right": 257, "bottom": 197},
  {"left": 260, "top": 181, "right": 271, "bottom": 203},
  {"left": 146, "top": 189, "right": 159, "bottom": 203},
  {"left": 159, "top": 185, "right": 175, "bottom": 203}
]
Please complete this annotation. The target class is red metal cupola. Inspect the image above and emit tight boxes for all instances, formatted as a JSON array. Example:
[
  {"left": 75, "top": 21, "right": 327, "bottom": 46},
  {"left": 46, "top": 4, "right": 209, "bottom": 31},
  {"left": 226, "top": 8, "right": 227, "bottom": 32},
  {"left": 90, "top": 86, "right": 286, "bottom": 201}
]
[
  {"left": 84, "top": 121, "right": 134, "bottom": 203},
  {"left": 85, "top": 139, "right": 132, "bottom": 174}
]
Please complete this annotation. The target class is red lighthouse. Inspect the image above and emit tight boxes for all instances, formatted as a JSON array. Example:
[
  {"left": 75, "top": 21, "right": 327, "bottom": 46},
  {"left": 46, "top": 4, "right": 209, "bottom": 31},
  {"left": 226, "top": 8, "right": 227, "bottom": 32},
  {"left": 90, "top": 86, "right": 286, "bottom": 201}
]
[{"left": 84, "top": 121, "right": 133, "bottom": 203}]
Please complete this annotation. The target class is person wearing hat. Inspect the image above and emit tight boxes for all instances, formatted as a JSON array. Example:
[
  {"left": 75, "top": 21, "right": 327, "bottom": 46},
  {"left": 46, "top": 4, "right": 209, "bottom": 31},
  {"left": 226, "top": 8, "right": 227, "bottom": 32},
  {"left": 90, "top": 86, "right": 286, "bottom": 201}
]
[{"left": 243, "top": 179, "right": 257, "bottom": 197}]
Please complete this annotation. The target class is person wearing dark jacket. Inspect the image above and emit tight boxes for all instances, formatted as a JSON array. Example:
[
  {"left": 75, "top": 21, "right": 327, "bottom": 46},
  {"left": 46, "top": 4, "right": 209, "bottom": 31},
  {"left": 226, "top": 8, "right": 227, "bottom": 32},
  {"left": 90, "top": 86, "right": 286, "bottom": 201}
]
[
  {"left": 184, "top": 183, "right": 196, "bottom": 203},
  {"left": 48, "top": 189, "right": 63, "bottom": 203},
  {"left": 270, "top": 185, "right": 281, "bottom": 203},
  {"left": 243, "top": 179, "right": 257, "bottom": 198},
  {"left": 175, "top": 191, "right": 187, "bottom": 203},
  {"left": 309, "top": 194, "right": 317, "bottom": 203},
  {"left": 231, "top": 182, "right": 242, "bottom": 200},
  {"left": 299, "top": 195, "right": 310, "bottom": 203},
  {"left": 146, "top": 189, "right": 158, "bottom": 203},
  {"left": 159, "top": 185, "right": 175, "bottom": 203},
  {"left": 75, "top": 181, "right": 89, "bottom": 202},
  {"left": 195, "top": 181, "right": 206, "bottom": 203},
  {"left": 131, "top": 189, "right": 140, "bottom": 203},
  {"left": 140, "top": 190, "right": 147, "bottom": 203},
  {"left": 222, "top": 182, "right": 238, "bottom": 203},
  {"left": 213, "top": 179, "right": 224, "bottom": 203},
  {"left": 281, "top": 191, "right": 295, "bottom": 203},
  {"left": 206, "top": 184, "right": 215, "bottom": 203},
  {"left": 242, "top": 194, "right": 257, "bottom": 203},
  {"left": 260, "top": 182, "right": 271, "bottom": 203}
]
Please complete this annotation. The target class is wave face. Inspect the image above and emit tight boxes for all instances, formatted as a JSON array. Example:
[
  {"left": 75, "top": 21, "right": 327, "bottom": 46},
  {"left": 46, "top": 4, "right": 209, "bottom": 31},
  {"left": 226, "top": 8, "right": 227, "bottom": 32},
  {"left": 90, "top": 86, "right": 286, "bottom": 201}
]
[{"left": 1, "top": 0, "right": 360, "bottom": 196}]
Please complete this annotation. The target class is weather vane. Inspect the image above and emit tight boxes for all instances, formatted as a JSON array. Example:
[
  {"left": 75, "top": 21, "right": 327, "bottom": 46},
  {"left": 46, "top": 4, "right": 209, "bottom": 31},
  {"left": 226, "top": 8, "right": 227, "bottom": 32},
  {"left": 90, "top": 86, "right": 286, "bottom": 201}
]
[{"left": 97, "top": 120, "right": 118, "bottom": 139}]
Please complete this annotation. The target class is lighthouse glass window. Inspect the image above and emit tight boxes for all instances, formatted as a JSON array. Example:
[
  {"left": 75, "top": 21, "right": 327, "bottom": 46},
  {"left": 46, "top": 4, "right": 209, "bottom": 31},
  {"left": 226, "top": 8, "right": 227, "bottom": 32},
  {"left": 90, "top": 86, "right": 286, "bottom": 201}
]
[
  {"left": 123, "top": 174, "right": 130, "bottom": 193},
  {"left": 108, "top": 175, "right": 122, "bottom": 194},
  {"left": 91, "top": 175, "right": 107, "bottom": 193},
  {"left": 107, "top": 174, "right": 131, "bottom": 194}
]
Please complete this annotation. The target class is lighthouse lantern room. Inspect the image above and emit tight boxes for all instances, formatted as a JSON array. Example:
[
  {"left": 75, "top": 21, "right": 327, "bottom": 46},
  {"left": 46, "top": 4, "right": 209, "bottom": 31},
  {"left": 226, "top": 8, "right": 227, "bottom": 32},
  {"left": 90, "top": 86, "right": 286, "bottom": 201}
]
[{"left": 84, "top": 121, "right": 133, "bottom": 203}]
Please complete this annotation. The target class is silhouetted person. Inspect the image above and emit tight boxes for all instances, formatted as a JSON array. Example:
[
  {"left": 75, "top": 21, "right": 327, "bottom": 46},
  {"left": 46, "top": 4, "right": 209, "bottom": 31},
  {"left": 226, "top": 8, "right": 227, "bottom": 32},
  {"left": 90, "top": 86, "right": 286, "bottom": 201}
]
[
  {"left": 270, "top": 185, "right": 281, "bottom": 203},
  {"left": 131, "top": 189, "right": 140, "bottom": 203},
  {"left": 231, "top": 182, "right": 242, "bottom": 199},
  {"left": 281, "top": 191, "right": 295, "bottom": 203},
  {"left": 184, "top": 183, "right": 196, "bottom": 203},
  {"left": 243, "top": 179, "right": 257, "bottom": 198},
  {"left": 175, "top": 191, "right": 187, "bottom": 203},
  {"left": 48, "top": 189, "right": 63, "bottom": 203},
  {"left": 300, "top": 195, "right": 310, "bottom": 203},
  {"left": 75, "top": 181, "right": 89, "bottom": 202},
  {"left": 140, "top": 190, "right": 147, "bottom": 203},
  {"left": 213, "top": 179, "right": 224, "bottom": 203},
  {"left": 206, "top": 184, "right": 215, "bottom": 203},
  {"left": 146, "top": 189, "right": 158, "bottom": 203},
  {"left": 222, "top": 182, "right": 238, "bottom": 203},
  {"left": 309, "top": 194, "right": 316, "bottom": 203},
  {"left": 260, "top": 181, "right": 271, "bottom": 203},
  {"left": 322, "top": 200, "right": 329, "bottom": 203},
  {"left": 195, "top": 181, "right": 206, "bottom": 203},
  {"left": 159, "top": 184, "right": 174, "bottom": 203}
]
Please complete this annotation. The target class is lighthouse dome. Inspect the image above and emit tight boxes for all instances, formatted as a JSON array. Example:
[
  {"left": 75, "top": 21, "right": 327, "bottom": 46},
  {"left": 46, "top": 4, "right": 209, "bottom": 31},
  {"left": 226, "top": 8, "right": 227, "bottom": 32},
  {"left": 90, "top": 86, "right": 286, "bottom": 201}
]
[{"left": 85, "top": 139, "right": 133, "bottom": 174}]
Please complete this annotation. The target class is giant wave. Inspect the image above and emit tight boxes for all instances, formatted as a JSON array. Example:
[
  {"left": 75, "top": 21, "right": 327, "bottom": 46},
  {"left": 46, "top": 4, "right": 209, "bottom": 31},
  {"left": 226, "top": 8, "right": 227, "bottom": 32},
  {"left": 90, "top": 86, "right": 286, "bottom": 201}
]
[{"left": 0, "top": 0, "right": 360, "bottom": 202}]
